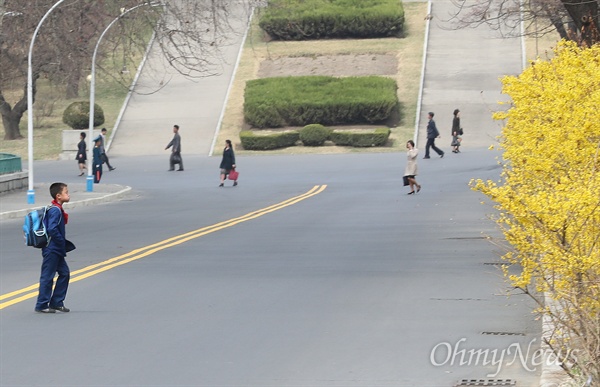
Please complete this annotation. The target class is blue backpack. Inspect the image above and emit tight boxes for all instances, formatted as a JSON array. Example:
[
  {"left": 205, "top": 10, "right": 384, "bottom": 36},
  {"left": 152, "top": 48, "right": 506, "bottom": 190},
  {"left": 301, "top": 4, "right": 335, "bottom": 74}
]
[{"left": 23, "top": 205, "right": 58, "bottom": 248}]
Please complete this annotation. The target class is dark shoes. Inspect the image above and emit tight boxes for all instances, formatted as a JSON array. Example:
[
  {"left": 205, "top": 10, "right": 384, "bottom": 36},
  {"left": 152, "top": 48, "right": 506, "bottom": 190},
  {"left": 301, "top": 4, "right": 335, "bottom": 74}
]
[
  {"left": 233, "top": 181, "right": 238, "bottom": 186},
  {"left": 219, "top": 183, "right": 224, "bottom": 187},
  {"left": 35, "top": 308, "right": 56, "bottom": 314},
  {"left": 168, "top": 169, "right": 175, "bottom": 171},
  {"left": 417, "top": 185, "right": 422, "bottom": 193},
  {"left": 50, "top": 305, "right": 70, "bottom": 313},
  {"left": 109, "top": 167, "right": 116, "bottom": 171},
  {"left": 177, "top": 169, "right": 184, "bottom": 171},
  {"left": 423, "top": 156, "right": 430, "bottom": 159},
  {"left": 407, "top": 191, "right": 415, "bottom": 195},
  {"left": 440, "top": 152, "right": 445, "bottom": 158}
]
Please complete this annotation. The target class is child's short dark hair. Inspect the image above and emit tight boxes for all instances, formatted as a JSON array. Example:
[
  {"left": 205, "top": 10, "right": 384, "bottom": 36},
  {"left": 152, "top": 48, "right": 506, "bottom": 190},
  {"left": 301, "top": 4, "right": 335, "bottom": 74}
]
[{"left": 49, "top": 182, "right": 67, "bottom": 199}]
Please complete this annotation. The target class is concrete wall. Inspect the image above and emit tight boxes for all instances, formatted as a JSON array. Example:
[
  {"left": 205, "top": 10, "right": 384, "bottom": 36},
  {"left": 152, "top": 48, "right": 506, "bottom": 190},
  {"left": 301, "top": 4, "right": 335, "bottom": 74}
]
[{"left": 0, "top": 171, "right": 28, "bottom": 195}]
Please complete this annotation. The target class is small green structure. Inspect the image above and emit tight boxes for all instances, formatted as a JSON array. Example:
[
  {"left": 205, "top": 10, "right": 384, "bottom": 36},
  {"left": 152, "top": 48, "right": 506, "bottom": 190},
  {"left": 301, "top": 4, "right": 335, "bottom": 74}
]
[{"left": 0, "top": 153, "right": 22, "bottom": 175}]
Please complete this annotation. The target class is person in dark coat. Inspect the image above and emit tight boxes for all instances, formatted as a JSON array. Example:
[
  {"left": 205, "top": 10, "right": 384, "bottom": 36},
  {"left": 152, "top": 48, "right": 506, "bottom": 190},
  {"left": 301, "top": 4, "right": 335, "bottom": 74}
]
[
  {"left": 219, "top": 139, "right": 237, "bottom": 187},
  {"left": 451, "top": 108, "right": 462, "bottom": 153},
  {"left": 165, "top": 125, "right": 183, "bottom": 171},
  {"left": 92, "top": 136, "right": 103, "bottom": 183},
  {"left": 76, "top": 132, "right": 87, "bottom": 176},
  {"left": 35, "top": 182, "right": 75, "bottom": 313},
  {"left": 99, "top": 128, "right": 115, "bottom": 171},
  {"left": 424, "top": 111, "right": 444, "bottom": 159}
]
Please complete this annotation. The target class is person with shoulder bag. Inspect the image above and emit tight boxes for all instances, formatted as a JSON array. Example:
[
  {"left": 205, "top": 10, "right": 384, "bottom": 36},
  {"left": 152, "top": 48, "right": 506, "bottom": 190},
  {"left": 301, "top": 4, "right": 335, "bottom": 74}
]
[{"left": 451, "top": 108, "right": 463, "bottom": 153}]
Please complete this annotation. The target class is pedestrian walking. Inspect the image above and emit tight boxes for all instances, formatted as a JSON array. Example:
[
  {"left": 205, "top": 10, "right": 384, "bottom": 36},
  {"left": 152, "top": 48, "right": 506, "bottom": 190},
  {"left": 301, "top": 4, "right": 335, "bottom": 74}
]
[
  {"left": 35, "top": 182, "right": 75, "bottom": 313},
  {"left": 76, "top": 132, "right": 87, "bottom": 176},
  {"left": 404, "top": 140, "right": 421, "bottom": 195},
  {"left": 99, "top": 128, "right": 116, "bottom": 171},
  {"left": 424, "top": 112, "right": 444, "bottom": 159},
  {"left": 93, "top": 136, "right": 103, "bottom": 183},
  {"left": 451, "top": 108, "right": 462, "bottom": 153},
  {"left": 165, "top": 125, "right": 183, "bottom": 171},
  {"left": 219, "top": 139, "right": 237, "bottom": 187}
]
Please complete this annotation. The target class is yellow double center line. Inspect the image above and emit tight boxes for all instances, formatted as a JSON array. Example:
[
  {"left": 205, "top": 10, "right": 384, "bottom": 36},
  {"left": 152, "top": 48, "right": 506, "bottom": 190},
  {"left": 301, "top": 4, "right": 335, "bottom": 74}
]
[{"left": 1, "top": 184, "right": 327, "bottom": 310}]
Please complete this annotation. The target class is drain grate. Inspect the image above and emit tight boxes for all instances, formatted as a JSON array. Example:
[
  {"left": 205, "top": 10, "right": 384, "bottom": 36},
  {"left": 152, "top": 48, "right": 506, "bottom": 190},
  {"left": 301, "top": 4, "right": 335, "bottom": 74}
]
[
  {"left": 445, "top": 236, "right": 489, "bottom": 240},
  {"left": 483, "top": 262, "right": 508, "bottom": 266},
  {"left": 455, "top": 379, "right": 516, "bottom": 386},
  {"left": 481, "top": 331, "right": 525, "bottom": 336},
  {"left": 430, "top": 298, "right": 487, "bottom": 301}
]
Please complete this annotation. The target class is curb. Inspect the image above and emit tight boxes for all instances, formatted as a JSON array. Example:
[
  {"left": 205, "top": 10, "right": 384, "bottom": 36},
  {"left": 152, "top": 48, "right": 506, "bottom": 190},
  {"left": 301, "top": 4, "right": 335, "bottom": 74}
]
[{"left": 0, "top": 185, "right": 132, "bottom": 221}]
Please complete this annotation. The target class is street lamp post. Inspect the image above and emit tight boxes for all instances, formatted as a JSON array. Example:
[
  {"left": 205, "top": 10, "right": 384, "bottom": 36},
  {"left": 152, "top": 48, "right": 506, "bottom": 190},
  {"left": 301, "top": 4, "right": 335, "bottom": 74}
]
[
  {"left": 87, "top": 1, "right": 161, "bottom": 191},
  {"left": 26, "top": 0, "right": 67, "bottom": 204}
]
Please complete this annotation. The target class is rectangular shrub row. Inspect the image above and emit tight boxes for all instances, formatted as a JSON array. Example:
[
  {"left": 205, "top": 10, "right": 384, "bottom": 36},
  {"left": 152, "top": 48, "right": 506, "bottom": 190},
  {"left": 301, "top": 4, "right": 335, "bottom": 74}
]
[
  {"left": 258, "top": 0, "right": 404, "bottom": 40},
  {"left": 244, "top": 76, "right": 399, "bottom": 128},
  {"left": 330, "top": 128, "right": 391, "bottom": 147},
  {"left": 240, "top": 130, "right": 299, "bottom": 150},
  {"left": 239, "top": 127, "right": 391, "bottom": 150}
]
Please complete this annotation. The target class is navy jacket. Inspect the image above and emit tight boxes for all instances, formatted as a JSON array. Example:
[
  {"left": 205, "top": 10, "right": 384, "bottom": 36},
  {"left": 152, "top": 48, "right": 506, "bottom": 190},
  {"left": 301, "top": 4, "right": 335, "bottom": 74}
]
[
  {"left": 427, "top": 119, "right": 440, "bottom": 139},
  {"left": 42, "top": 206, "right": 66, "bottom": 257}
]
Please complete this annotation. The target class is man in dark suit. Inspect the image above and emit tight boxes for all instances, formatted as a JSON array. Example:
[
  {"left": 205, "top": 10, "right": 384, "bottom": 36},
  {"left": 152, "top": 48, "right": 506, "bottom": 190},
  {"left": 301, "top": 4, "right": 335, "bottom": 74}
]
[
  {"left": 424, "top": 112, "right": 444, "bottom": 159},
  {"left": 165, "top": 124, "right": 183, "bottom": 171}
]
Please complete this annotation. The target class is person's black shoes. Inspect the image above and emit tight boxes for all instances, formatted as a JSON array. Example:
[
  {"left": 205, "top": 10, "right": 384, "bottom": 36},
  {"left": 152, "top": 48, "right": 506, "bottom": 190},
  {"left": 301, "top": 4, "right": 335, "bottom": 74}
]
[
  {"left": 423, "top": 156, "right": 431, "bottom": 159},
  {"left": 233, "top": 181, "right": 238, "bottom": 186},
  {"left": 219, "top": 183, "right": 224, "bottom": 187},
  {"left": 50, "top": 305, "right": 70, "bottom": 313},
  {"left": 109, "top": 167, "right": 116, "bottom": 171},
  {"left": 35, "top": 308, "right": 56, "bottom": 314},
  {"left": 177, "top": 169, "right": 184, "bottom": 171},
  {"left": 440, "top": 152, "right": 444, "bottom": 158}
]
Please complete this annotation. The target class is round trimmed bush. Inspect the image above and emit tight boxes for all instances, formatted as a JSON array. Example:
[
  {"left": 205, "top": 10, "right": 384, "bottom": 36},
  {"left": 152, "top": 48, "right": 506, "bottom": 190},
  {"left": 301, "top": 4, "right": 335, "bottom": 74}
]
[
  {"left": 63, "top": 101, "right": 105, "bottom": 129},
  {"left": 300, "top": 124, "right": 330, "bottom": 146}
]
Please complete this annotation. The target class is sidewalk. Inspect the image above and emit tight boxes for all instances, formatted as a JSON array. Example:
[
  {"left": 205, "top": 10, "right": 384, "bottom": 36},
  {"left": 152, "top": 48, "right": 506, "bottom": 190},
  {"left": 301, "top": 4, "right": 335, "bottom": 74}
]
[
  {"left": 0, "top": 183, "right": 131, "bottom": 221},
  {"left": 108, "top": 2, "right": 251, "bottom": 158}
]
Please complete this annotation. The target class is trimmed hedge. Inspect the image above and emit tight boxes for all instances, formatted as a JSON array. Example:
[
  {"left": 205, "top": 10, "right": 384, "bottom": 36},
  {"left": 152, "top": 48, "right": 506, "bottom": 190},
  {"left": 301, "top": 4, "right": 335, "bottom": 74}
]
[
  {"left": 300, "top": 124, "right": 331, "bottom": 146},
  {"left": 63, "top": 101, "right": 105, "bottom": 129},
  {"left": 244, "top": 76, "right": 399, "bottom": 128},
  {"left": 240, "top": 130, "right": 299, "bottom": 150},
  {"left": 259, "top": 0, "right": 404, "bottom": 40},
  {"left": 330, "top": 128, "right": 391, "bottom": 147}
]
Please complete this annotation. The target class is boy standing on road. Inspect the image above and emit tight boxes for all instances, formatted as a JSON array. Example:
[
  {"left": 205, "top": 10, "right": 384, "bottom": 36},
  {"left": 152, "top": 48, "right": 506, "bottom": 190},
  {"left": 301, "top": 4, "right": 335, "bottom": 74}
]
[{"left": 35, "top": 182, "right": 75, "bottom": 314}]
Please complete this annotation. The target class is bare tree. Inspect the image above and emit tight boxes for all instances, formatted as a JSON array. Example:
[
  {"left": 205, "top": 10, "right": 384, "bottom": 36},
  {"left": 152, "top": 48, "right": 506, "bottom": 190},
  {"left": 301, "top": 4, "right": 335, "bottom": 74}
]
[
  {"left": 450, "top": 0, "right": 600, "bottom": 46},
  {"left": 0, "top": 0, "right": 257, "bottom": 140}
]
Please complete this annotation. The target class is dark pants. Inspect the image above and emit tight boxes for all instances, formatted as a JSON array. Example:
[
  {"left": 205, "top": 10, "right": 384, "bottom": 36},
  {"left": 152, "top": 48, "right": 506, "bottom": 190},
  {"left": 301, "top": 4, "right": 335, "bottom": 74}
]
[
  {"left": 93, "top": 164, "right": 102, "bottom": 183},
  {"left": 35, "top": 251, "right": 70, "bottom": 310},
  {"left": 169, "top": 153, "right": 183, "bottom": 170},
  {"left": 425, "top": 138, "right": 444, "bottom": 157},
  {"left": 100, "top": 153, "right": 114, "bottom": 169}
]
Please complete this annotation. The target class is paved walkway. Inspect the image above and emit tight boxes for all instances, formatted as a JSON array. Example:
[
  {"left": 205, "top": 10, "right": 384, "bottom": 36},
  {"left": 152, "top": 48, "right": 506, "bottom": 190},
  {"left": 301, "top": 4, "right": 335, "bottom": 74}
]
[
  {"left": 108, "top": 2, "right": 252, "bottom": 157},
  {"left": 417, "top": 0, "right": 523, "bottom": 150}
]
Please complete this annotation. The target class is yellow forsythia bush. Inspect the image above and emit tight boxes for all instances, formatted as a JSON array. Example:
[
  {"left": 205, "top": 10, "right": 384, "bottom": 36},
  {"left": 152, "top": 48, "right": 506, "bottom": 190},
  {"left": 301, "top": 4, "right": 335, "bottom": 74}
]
[{"left": 473, "top": 41, "right": 600, "bottom": 381}]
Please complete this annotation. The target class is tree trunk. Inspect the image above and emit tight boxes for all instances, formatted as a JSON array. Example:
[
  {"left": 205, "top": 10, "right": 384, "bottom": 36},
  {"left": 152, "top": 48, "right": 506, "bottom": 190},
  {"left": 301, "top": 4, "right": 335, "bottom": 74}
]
[
  {"left": 561, "top": 0, "right": 600, "bottom": 45},
  {"left": 1, "top": 108, "right": 23, "bottom": 140},
  {"left": 65, "top": 63, "right": 82, "bottom": 99},
  {"left": 0, "top": 75, "right": 37, "bottom": 140}
]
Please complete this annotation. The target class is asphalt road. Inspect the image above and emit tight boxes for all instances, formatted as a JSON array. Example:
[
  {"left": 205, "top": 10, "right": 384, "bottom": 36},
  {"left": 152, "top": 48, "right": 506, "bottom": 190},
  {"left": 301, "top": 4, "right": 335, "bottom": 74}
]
[{"left": 0, "top": 150, "right": 541, "bottom": 386}]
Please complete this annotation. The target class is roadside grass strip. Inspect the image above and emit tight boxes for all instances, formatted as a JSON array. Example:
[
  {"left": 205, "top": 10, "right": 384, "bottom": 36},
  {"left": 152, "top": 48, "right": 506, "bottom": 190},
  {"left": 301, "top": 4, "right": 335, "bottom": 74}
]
[{"left": 0, "top": 185, "right": 327, "bottom": 310}]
